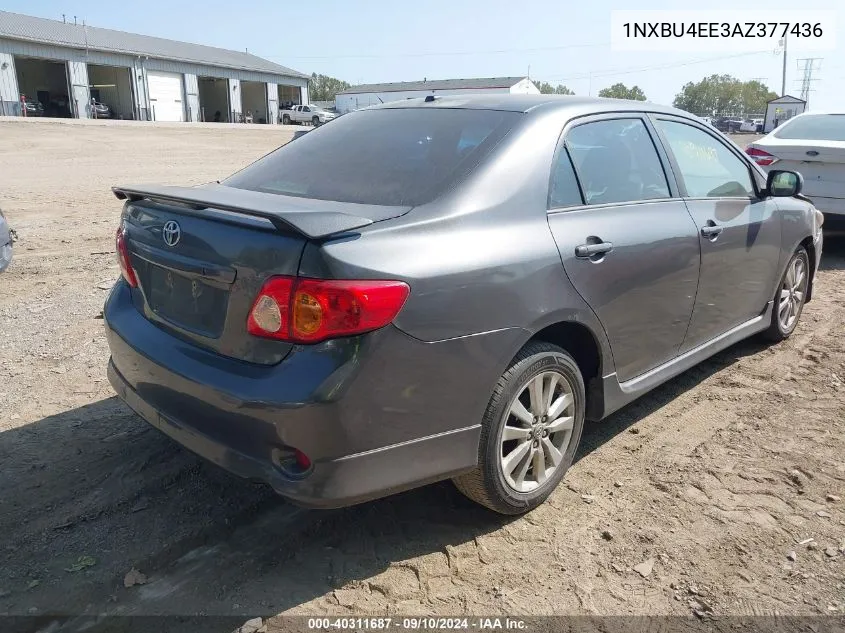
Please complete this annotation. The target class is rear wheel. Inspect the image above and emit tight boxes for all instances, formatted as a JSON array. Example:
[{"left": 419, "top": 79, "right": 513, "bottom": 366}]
[
  {"left": 282, "top": 114, "right": 290, "bottom": 125},
  {"left": 452, "top": 342, "right": 585, "bottom": 514},
  {"left": 763, "top": 246, "right": 809, "bottom": 341}
]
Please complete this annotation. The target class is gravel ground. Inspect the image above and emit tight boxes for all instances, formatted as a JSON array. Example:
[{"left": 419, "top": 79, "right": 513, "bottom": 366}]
[{"left": 0, "top": 121, "right": 842, "bottom": 630}]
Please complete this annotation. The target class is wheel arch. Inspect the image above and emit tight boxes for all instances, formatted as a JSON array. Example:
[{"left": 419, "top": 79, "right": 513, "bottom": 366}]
[
  {"left": 523, "top": 317, "right": 612, "bottom": 422},
  {"left": 800, "top": 236, "right": 816, "bottom": 303}
]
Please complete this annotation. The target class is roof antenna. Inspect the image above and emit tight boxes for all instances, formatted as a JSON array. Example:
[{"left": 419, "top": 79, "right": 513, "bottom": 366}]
[
  {"left": 62, "top": 14, "right": 66, "bottom": 23},
  {"left": 74, "top": 16, "right": 77, "bottom": 25}
]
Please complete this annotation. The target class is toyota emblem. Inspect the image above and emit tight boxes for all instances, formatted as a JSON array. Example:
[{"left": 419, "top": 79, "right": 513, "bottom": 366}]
[{"left": 162, "top": 221, "right": 181, "bottom": 247}]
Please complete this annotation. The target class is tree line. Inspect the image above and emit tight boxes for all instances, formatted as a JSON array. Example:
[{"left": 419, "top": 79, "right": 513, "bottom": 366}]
[{"left": 309, "top": 72, "right": 778, "bottom": 117}]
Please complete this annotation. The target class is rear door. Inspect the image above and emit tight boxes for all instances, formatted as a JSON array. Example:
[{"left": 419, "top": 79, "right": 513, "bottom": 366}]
[
  {"left": 652, "top": 116, "right": 782, "bottom": 352},
  {"left": 546, "top": 114, "right": 701, "bottom": 383}
]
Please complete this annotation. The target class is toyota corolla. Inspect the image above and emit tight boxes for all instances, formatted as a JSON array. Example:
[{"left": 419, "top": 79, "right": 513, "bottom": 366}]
[{"left": 104, "top": 95, "right": 822, "bottom": 514}]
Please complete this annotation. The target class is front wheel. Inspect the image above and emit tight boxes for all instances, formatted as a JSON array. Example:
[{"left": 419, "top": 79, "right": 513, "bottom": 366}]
[
  {"left": 452, "top": 342, "right": 585, "bottom": 515},
  {"left": 312, "top": 116, "right": 320, "bottom": 126},
  {"left": 763, "top": 246, "right": 809, "bottom": 341}
]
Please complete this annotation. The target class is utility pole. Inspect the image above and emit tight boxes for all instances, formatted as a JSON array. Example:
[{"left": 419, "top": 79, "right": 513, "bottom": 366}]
[
  {"left": 781, "top": 33, "right": 787, "bottom": 96},
  {"left": 796, "top": 58, "right": 823, "bottom": 109}
]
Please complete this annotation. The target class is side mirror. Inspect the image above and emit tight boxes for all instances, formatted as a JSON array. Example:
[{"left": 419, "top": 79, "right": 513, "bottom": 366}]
[{"left": 767, "top": 170, "right": 803, "bottom": 197}]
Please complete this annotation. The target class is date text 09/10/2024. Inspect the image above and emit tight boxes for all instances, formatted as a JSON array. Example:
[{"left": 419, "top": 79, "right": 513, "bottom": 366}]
[{"left": 307, "top": 618, "right": 527, "bottom": 630}]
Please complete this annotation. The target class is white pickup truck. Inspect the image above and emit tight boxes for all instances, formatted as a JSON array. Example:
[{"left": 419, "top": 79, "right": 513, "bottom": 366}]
[{"left": 280, "top": 105, "right": 337, "bottom": 126}]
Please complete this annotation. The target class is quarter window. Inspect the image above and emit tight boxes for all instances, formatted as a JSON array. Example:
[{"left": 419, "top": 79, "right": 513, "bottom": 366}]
[
  {"left": 656, "top": 120, "right": 754, "bottom": 198},
  {"left": 549, "top": 146, "right": 583, "bottom": 209},
  {"left": 566, "top": 118, "right": 670, "bottom": 205}
]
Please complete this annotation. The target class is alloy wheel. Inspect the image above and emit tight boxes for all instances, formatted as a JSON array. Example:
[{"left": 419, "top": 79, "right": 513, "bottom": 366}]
[
  {"left": 778, "top": 255, "right": 806, "bottom": 331},
  {"left": 499, "top": 370, "right": 575, "bottom": 493}
]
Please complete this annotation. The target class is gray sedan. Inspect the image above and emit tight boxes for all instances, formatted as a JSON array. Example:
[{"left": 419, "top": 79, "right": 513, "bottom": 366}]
[{"left": 104, "top": 95, "right": 822, "bottom": 514}]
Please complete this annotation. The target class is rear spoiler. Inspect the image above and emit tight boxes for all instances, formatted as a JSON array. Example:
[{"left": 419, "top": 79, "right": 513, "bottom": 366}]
[{"left": 112, "top": 183, "right": 374, "bottom": 240}]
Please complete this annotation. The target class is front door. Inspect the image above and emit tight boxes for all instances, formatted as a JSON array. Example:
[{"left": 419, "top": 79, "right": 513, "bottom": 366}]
[
  {"left": 651, "top": 117, "right": 782, "bottom": 352},
  {"left": 547, "top": 115, "right": 701, "bottom": 382}
]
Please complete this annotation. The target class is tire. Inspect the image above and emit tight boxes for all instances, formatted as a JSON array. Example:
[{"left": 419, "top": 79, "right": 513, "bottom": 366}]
[
  {"left": 452, "top": 341, "right": 585, "bottom": 515},
  {"left": 763, "top": 246, "right": 809, "bottom": 342},
  {"left": 312, "top": 116, "right": 320, "bottom": 126},
  {"left": 282, "top": 114, "right": 290, "bottom": 125}
]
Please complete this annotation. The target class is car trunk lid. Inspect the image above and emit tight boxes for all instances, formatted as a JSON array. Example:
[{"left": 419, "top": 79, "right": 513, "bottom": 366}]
[
  {"left": 115, "top": 183, "right": 409, "bottom": 364},
  {"left": 755, "top": 140, "right": 845, "bottom": 200}
]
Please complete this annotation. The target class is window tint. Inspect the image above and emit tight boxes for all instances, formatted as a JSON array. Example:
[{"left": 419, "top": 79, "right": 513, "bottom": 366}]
[
  {"left": 224, "top": 108, "right": 519, "bottom": 206},
  {"left": 549, "top": 146, "right": 583, "bottom": 208},
  {"left": 566, "top": 118, "right": 670, "bottom": 205},
  {"left": 774, "top": 114, "right": 845, "bottom": 141},
  {"left": 656, "top": 120, "right": 754, "bottom": 198}
]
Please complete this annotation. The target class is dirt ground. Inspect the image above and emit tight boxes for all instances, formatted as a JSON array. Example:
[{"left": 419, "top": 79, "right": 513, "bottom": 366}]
[{"left": 0, "top": 121, "right": 843, "bottom": 629}]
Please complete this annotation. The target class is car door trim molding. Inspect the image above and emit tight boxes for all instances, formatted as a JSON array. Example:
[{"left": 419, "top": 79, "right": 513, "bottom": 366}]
[
  {"left": 547, "top": 197, "right": 686, "bottom": 215},
  {"left": 598, "top": 305, "right": 773, "bottom": 419}
]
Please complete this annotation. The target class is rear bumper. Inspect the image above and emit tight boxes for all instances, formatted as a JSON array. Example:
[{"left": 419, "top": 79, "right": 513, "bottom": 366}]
[
  {"left": 107, "top": 359, "right": 479, "bottom": 508},
  {"left": 103, "top": 281, "right": 523, "bottom": 508}
]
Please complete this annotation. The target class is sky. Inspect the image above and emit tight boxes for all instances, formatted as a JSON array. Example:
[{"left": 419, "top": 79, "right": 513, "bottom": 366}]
[{"left": 3, "top": 0, "right": 843, "bottom": 111}]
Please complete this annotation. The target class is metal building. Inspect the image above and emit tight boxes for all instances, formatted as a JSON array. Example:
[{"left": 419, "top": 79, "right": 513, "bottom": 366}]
[
  {"left": 763, "top": 95, "right": 806, "bottom": 133},
  {"left": 0, "top": 11, "right": 309, "bottom": 123},
  {"left": 335, "top": 77, "right": 540, "bottom": 114}
]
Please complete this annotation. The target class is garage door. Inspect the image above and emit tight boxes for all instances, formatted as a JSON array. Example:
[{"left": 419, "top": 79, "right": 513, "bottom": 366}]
[{"left": 147, "top": 71, "right": 184, "bottom": 122}]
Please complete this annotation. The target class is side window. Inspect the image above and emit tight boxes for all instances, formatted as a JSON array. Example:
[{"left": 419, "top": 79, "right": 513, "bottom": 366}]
[
  {"left": 549, "top": 146, "right": 583, "bottom": 209},
  {"left": 566, "top": 118, "right": 670, "bottom": 205},
  {"left": 655, "top": 120, "right": 754, "bottom": 198},
  {"left": 303, "top": 106, "right": 311, "bottom": 112}
]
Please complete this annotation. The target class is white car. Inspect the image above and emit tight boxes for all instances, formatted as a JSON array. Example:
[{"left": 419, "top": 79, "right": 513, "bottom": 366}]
[
  {"left": 280, "top": 105, "right": 337, "bottom": 126},
  {"left": 739, "top": 118, "right": 763, "bottom": 133},
  {"left": 746, "top": 112, "right": 845, "bottom": 225}
]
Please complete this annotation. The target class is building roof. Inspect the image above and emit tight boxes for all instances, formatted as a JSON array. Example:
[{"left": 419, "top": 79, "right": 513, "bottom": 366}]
[
  {"left": 0, "top": 11, "right": 308, "bottom": 78},
  {"left": 338, "top": 77, "right": 529, "bottom": 95},
  {"left": 768, "top": 95, "right": 806, "bottom": 103}
]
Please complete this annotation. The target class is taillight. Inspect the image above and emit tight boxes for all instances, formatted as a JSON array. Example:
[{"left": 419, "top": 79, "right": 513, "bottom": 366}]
[
  {"left": 247, "top": 275, "right": 410, "bottom": 343},
  {"left": 115, "top": 226, "right": 138, "bottom": 288},
  {"left": 745, "top": 146, "right": 778, "bottom": 167}
]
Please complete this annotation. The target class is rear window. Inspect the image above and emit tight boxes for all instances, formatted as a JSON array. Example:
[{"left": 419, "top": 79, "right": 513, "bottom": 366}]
[
  {"left": 774, "top": 114, "right": 845, "bottom": 142},
  {"left": 224, "top": 108, "right": 520, "bottom": 206}
]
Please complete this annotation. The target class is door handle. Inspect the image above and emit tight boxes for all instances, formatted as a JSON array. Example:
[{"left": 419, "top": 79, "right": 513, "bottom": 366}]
[
  {"left": 575, "top": 242, "right": 613, "bottom": 258},
  {"left": 700, "top": 222, "right": 723, "bottom": 238}
]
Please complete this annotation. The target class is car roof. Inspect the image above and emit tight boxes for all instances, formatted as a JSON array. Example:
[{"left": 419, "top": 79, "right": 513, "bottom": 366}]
[{"left": 366, "top": 94, "right": 695, "bottom": 119}]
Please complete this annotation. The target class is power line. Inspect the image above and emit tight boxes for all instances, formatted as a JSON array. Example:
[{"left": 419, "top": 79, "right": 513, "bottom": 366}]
[
  {"left": 265, "top": 41, "right": 608, "bottom": 61},
  {"left": 533, "top": 50, "right": 772, "bottom": 84}
]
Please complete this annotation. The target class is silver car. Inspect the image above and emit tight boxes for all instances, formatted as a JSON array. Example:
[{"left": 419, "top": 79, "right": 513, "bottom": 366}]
[{"left": 0, "top": 209, "right": 13, "bottom": 272}]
